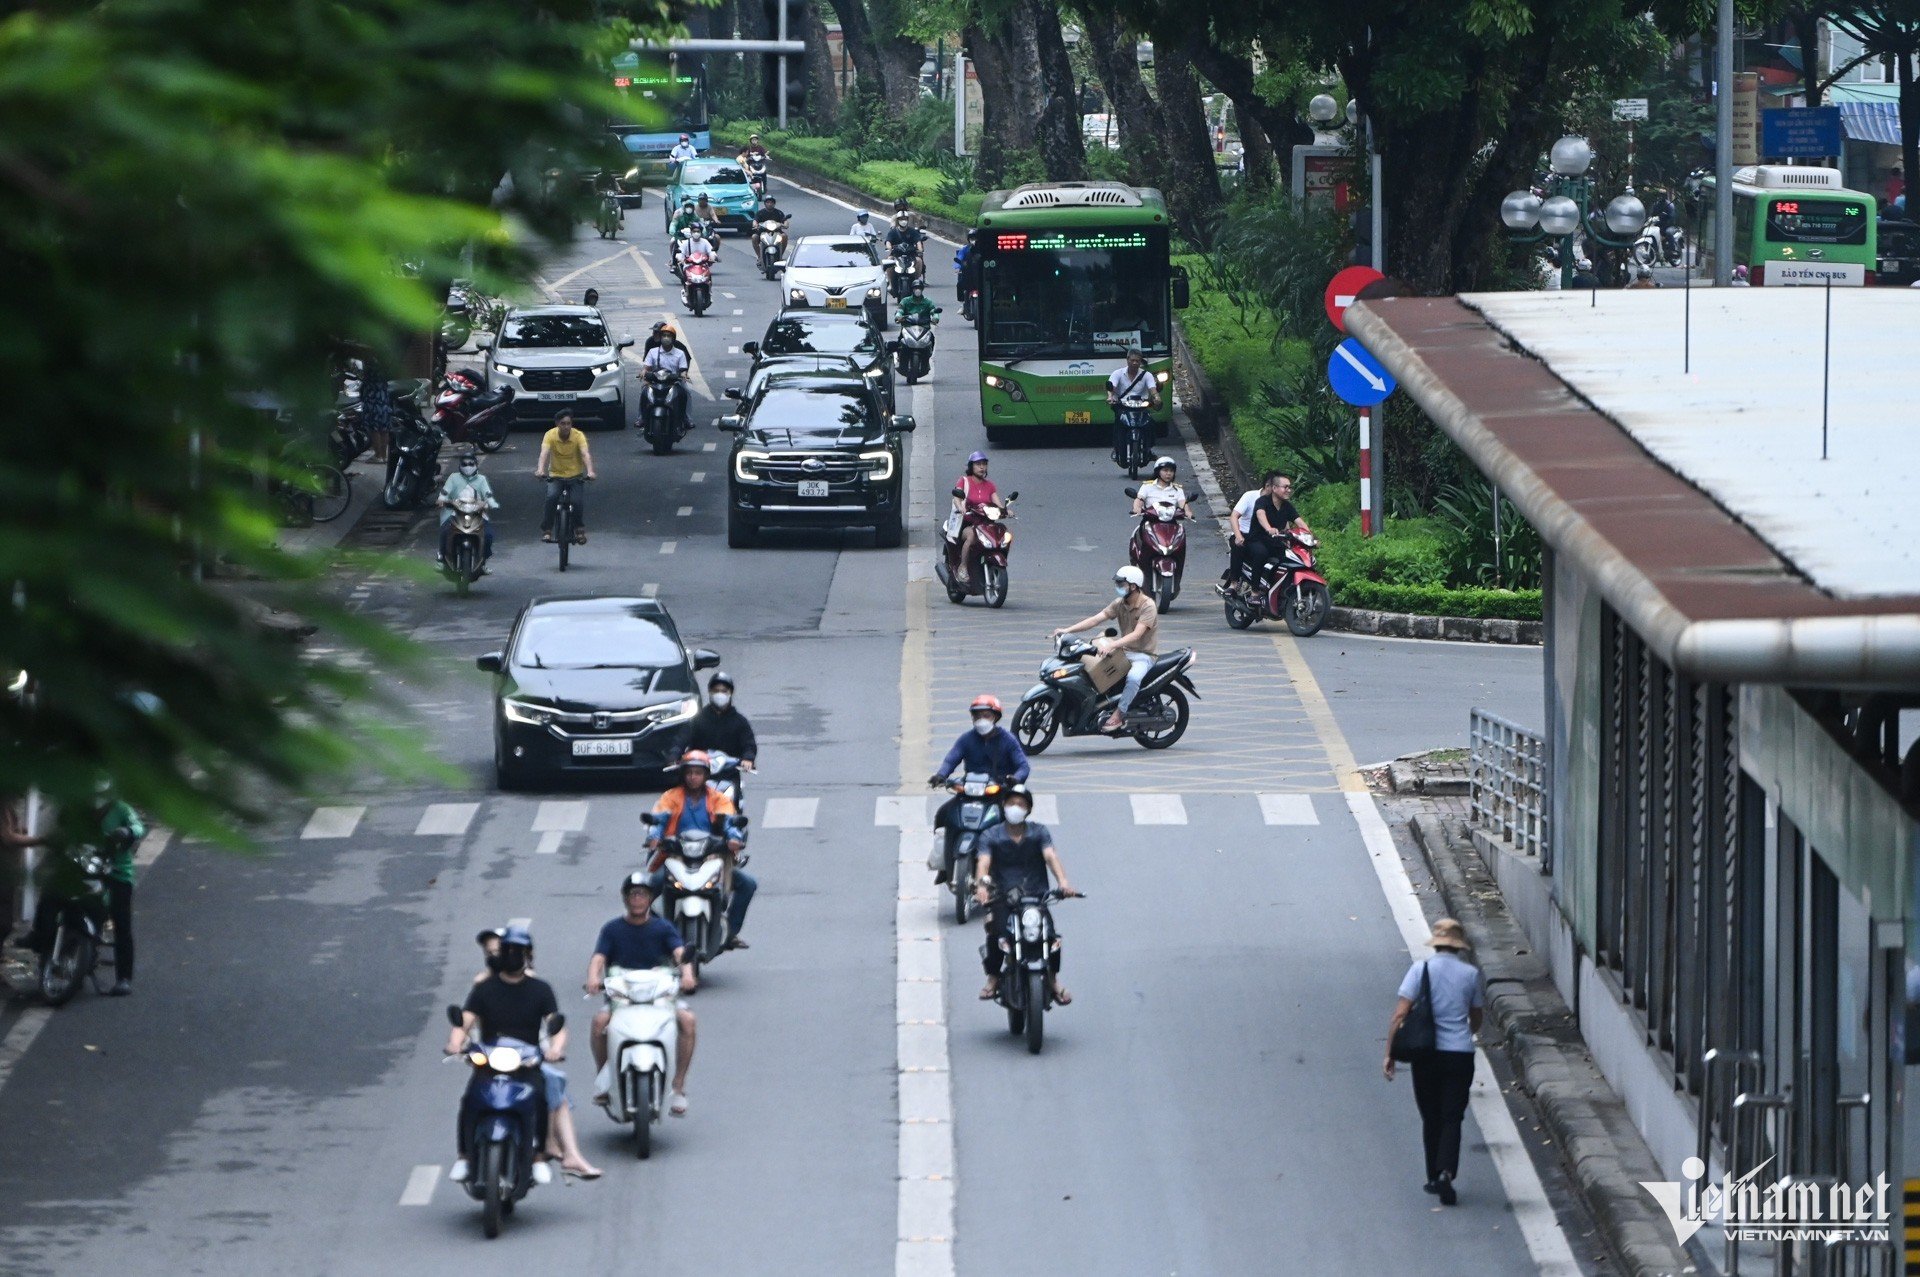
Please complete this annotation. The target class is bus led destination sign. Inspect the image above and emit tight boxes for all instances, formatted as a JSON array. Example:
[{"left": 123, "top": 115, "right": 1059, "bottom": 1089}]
[{"left": 994, "top": 229, "right": 1152, "bottom": 252}]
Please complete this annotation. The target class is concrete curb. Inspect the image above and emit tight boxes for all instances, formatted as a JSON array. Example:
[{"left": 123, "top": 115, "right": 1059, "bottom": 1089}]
[
  {"left": 1407, "top": 813, "right": 1696, "bottom": 1277},
  {"left": 1328, "top": 605, "right": 1543, "bottom": 646}
]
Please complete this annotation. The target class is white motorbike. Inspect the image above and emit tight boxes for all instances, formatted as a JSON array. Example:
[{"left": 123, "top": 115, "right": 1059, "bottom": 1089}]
[
  {"left": 651, "top": 816, "right": 748, "bottom": 976},
  {"left": 891, "top": 313, "right": 936, "bottom": 384},
  {"left": 593, "top": 967, "right": 680, "bottom": 1159}
]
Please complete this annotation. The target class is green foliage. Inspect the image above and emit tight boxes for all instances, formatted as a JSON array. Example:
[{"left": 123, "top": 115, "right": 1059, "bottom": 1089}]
[
  {"left": 0, "top": 0, "right": 649, "bottom": 840},
  {"left": 1431, "top": 481, "right": 1545, "bottom": 590},
  {"left": 1333, "top": 581, "right": 1544, "bottom": 621},
  {"left": 716, "top": 119, "right": 985, "bottom": 223}
]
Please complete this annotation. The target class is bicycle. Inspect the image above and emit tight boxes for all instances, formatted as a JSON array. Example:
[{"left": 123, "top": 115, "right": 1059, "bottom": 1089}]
[{"left": 541, "top": 475, "right": 590, "bottom": 571}]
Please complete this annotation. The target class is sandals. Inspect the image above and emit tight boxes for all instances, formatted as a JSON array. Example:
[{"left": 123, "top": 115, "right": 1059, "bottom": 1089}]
[
  {"left": 978, "top": 980, "right": 999, "bottom": 1001},
  {"left": 1052, "top": 985, "right": 1073, "bottom": 1006},
  {"left": 669, "top": 1091, "right": 690, "bottom": 1117},
  {"left": 542, "top": 532, "right": 556, "bottom": 543}
]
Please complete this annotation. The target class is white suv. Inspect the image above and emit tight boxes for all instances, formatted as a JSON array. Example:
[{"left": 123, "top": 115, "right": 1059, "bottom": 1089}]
[
  {"left": 780, "top": 235, "right": 890, "bottom": 330},
  {"left": 481, "top": 305, "right": 634, "bottom": 429}
]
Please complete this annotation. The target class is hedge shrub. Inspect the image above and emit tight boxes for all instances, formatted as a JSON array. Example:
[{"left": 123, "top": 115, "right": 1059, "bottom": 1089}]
[
  {"left": 714, "top": 120, "right": 983, "bottom": 224},
  {"left": 1333, "top": 580, "right": 1543, "bottom": 621}
]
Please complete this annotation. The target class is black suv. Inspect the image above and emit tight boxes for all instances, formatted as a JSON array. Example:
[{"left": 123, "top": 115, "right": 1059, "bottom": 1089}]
[
  {"left": 721, "top": 379, "right": 914, "bottom": 548},
  {"left": 744, "top": 311, "right": 896, "bottom": 412}
]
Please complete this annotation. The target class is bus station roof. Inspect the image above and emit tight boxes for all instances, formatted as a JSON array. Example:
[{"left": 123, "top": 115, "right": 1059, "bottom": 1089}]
[{"left": 1346, "top": 289, "right": 1920, "bottom": 687}]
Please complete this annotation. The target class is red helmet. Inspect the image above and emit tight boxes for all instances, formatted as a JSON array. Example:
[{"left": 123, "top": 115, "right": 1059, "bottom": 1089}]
[{"left": 969, "top": 694, "right": 1003, "bottom": 718}]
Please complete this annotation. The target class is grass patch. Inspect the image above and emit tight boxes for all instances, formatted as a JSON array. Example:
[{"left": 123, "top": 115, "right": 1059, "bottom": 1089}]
[{"left": 714, "top": 121, "right": 983, "bottom": 224}]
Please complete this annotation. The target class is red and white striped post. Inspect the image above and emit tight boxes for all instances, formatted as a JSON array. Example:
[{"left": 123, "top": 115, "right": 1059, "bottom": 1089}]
[{"left": 1358, "top": 406, "right": 1374, "bottom": 537}]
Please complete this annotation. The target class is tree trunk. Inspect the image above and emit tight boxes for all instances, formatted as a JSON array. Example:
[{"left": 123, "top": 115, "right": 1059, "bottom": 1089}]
[
  {"left": 1236, "top": 111, "right": 1275, "bottom": 192},
  {"left": 1020, "top": 0, "right": 1087, "bottom": 181},
  {"left": 821, "top": 0, "right": 886, "bottom": 105},
  {"left": 805, "top": 10, "right": 841, "bottom": 129},
  {"left": 1792, "top": 9, "right": 1824, "bottom": 106},
  {"left": 1185, "top": 47, "right": 1290, "bottom": 194},
  {"left": 965, "top": 22, "right": 1035, "bottom": 188},
  {"left": 1076, "top": 9, "right": 1167, "bottom": 188},
  {"left": 1901, "top": 48, "right": 1919, "bottom": 225},
  {"left": 1154, "top": 39, "right": 1222, "bottom": 244}
]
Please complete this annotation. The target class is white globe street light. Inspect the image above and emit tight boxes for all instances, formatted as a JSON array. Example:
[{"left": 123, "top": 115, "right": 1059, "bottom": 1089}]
[
  {"left": 1603, "top": 193, "right": 1648, "bottom": 238},
  {"left": 1501, "top": 190, "right": 1543, "bottom": 231},
  {"left": 1307, "top": 93, "right": 1340, "bottom": 125},
  {"left": 1549, "top": 136, "right": 1594, "bottom": 177},
  {"left": 1537, "top": 195, "right": 1581, "bottom": 237},
  {"left": 1346, "top": 99, "right": 1360, "bottom": 127}
]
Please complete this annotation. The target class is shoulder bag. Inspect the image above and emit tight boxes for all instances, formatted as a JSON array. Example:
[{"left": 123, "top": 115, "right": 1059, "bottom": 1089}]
[{"left": 1390, "top": 962, "right": 1438, "bottom": 1062}]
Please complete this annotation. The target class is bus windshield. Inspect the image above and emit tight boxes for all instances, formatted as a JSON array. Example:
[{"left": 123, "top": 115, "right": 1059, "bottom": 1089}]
[
  {"left": 610, "top": 55, "right": 708, "bottom": 137},
  {"left": 979, "top": 229, "right": 1170, "bottom": 361},
  {"left": 1765, "top": 198, "right": 1868, "bottom": 246}
]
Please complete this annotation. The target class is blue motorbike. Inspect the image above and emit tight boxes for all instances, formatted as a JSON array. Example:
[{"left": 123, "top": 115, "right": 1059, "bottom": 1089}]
[{"left": 445, "top": 1005, "right": 561, "bottom": 1238}]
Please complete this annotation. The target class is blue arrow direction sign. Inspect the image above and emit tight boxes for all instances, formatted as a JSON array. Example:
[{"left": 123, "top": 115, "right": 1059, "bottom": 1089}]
[{"left": 1327, "top": 338, "right": 1396, "bottom": 407}]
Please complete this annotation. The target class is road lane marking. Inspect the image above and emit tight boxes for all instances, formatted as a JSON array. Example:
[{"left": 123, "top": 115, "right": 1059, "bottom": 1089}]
[
  {"left": 301, "top": 806, "right": 365, "bottom": 840},
  {"left": 772, "top": 174, "right": 961, "bottom": 248},
  {"left": 897, "top": 824, "right": 954, "bottom": 1269},
  {"left": 721, "top": 291, "right": 737, "bottom": 299},
  {"left": 762, "top": 797, "right": 817, "bottom": 828},
  {"left": 660, "top": 540, "right": 677, "bottom": 555},
  {"left": 0, "top": 1008, "right": 52, "bottom": 1100},
  {"left": 399, "top": 1164, "right": 439, "bottom": 1206},
  {"left": 690, "top": 471, "right": 706, "bottom": 483},
  {"left": 534, "top": 831, "right": 564, "bottom": 855},
  {"left": 1257, "top": 793, "right": 1320, "bottom": 826},
  {"left": 730, "top": 326, "right": 742, "bottom": 334},
  {"left": 727, "top": 346, "right": 739, "bottom": 354},
  {"left": 876, "top": 795, "right": 929, "bottom": 828},
  {"left": 623, "top": 245, "right": 663, "bottom": 291},
  {"left": 731, "top": 308, "right": 743, "bottom": 315},
  {"left": 1128, "top": 793, "right": 1186, "bottom": 825},
  {"left": 1030, "top": 794, "right": 1060, "bottom": 825},
  {"left": 641, "top": 582, "right": 659, "bottom": 598},
  {"left": 532, "top": 801, "right": 588, "bottom": 833},
  {"left": 702, "top": 442, "right": 716, "bottom": 452},
  {"left": 135, "top": 826, "right": 173, "bottom": 867},
  {"left": 415, "top": 803, "right": 479, "bottom": 836},
  {"left": 677, "top": 505, "right": 693, "bottom": 516},
  {"left": 724, "top": 369, "right": 738, "bottom": 379},
  {"left": 547, "top": 247, "right": 634, "bottom": 295}
]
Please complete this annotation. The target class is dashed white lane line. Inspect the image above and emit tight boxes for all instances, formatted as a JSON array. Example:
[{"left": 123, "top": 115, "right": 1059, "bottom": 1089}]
[
  {"left": 702, "top": 442, "right": 717, "bottom": 452},
  {"left": 135, "top": 826, "right": 173, "bottom": 867},
  {"left": 532, "top": 801, "right": 588, "bottom": 833},
  {"left": 896, "top": 827, "right": 954, "bottom": 1272},
  {"left": 1030, "top": 794, "right": 1060, "bottom": 825},
  {"left": 676, "top": 505, "right": 693, "bottom": 516},
  {"left": 721, "top": 291, "right": 737, "bottom": 299},
  {"left": 724, "top": 369, "right": 738, "bottom": 379},
  {"left": 399, "top": 1164, "right": 440, "bottom": 1206},
  {"left": 731, "top": 308, "right": 744, "bottom": 316},
  {"left": 660, "top": 540, "right": 678, "bottom": 555},
  {"left": 534, "top": 831, "right": 565, "bottom": 855},
  {"left": 876, "top": 795, "right": 929, "bottom": 828},
  {"left": 690, "top": 471, "right": 707, "bottom": 483},
  {"left": 1128, "top": 793, "right": 1187, "bottom": 825},
  {"left": 415, "top": 803, "right": 480, "bottom": 836},
  {"left": 641, "top": 582, "right": 659, "bottom": 598},
  {"left": 301, "top": 805, "right": 365, "bottom": 840},
  {"left": 727, "top": 346, "right": 739, "bottom": 354},
  {"left": 0, "top": 1009, "right": 52, "bottom": 1101},
  {"left": 730, "top": 326, "right": 743, "bottom": 334},
  {"left": 1257, "top": 793, "right": 1320, "bottom": 826},
  {"left": 762, "top": 796, "right": 818, "bottom": 828}
]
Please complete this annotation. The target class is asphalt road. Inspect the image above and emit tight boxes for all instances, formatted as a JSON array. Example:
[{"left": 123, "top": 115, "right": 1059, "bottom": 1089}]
[{"left": 0, "top": 178, "right": 1577, "bottom": 1276}]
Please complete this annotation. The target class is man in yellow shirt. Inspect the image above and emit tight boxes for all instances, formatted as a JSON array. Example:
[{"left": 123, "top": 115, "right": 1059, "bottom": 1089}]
[{"left": 535, "top": 410, "right": 597, "bottom": 543}]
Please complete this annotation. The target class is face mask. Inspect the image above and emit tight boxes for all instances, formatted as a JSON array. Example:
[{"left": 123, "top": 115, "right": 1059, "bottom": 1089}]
[
  {"left": 1116, "top": 585, "right": 1130, "bottom": 598},
  {"left": 972, "top": 718, "right": 994, "bottom": 736},
  {"left": 460, "top": 465, "right": 477, "bottom": 476},
  {"left": 710, "top": 691, "right": 731, "bottom": 708},
  {"left": 1003, "top": 805, "right": 1028, "bottom": 826},
  {"left": 490, "top": 949, "right": 527, "bottom": 975}
]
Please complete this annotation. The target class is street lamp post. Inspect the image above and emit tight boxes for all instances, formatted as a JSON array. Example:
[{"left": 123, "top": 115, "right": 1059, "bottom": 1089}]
[{"left": 1501, "top": 136, "right": 1646, "bottom": 289}]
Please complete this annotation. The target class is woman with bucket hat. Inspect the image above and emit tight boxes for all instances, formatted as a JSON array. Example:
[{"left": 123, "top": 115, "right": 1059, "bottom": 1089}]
[{"left": 1382, "top": 918, "right": 1484, "bottom": 1205}]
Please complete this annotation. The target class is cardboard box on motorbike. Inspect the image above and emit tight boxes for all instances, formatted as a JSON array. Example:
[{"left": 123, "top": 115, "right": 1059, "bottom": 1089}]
[{"left": 1081, "top": 649, "right": 1130, "bottom": 693}]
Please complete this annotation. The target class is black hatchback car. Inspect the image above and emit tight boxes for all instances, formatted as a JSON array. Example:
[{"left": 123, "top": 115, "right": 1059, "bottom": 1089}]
[
  {"left": 721, "top": 379, "right": 914, "bottom": 548},
  {"left": 478, "top": 597, "right": 718, "bottom": 789}
]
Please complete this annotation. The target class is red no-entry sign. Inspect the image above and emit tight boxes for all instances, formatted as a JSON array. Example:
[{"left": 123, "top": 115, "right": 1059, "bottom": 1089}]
[{"left": 1324, "top": 266, "right": 1386, "bottom": 332}]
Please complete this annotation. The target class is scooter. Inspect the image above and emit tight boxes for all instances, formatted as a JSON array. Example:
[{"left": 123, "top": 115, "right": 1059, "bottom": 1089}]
[
  {"left": 742, "top": 154, "right": 769, "bottom": 199},
  {"left": 641, "top": 367, "right": 686, "bottom": 457},
  {"left": 752, "top": 219, "right": 788, "bottom": 279},
  {"left": 432, "top": 371, "right": 516, "bottom": 454},
  {"left": 595, "top": 191, "right": 623, "bottom": 239},
  {"left": 444, "top": 1006, "right": 560, "bottom": 1238},
  {"left": 886, "top": 244, "right": 922, "bottom": 300},
  {"left": 383, "top": 407, "right": 443, "bottom": 509},
  {"left": 32, "top": 847, "right": 119, "bottom": 1007},
  {"left": 1223, "top": 529, "right": 1332, "bottom": 637},
  {"left": 1011, "top": 631, "right": 1198, "bottom": 753},
  {"left": 690, "top": 748, "right": 752, "bottom": 807},
  {"left": 682, "top": 252, "right": 713, "bottom": 317},
  {"left": 891, "top": 312, "right": 936, "bottom": 384},
  {"left": 1127, "top": 486, "right": 1190, "bottom": 612},
  {"left": 1113, "top": 397, "right": 1154, "bottom": 478},
  {"left": 928, "top": 771, "right": 1003, "bottom": 924},
  {"left": 984, "top": 888, "right": 1080, "bottom": 1055},
  {"left": 439, "top": 491, "right": 490, "bottom": 595},
  {"left": 934, "top": 494, "right": 1016, "bottom": 608},
  {"left": 650, "top": 813, "right": 750, "bottom": 977},
  {"left": 593, "top": 967, "right": 680, "bottom": 1159}
]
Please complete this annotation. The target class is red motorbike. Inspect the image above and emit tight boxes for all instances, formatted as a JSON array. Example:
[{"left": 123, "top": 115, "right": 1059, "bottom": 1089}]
[
  {"left": 937, "top": 494, "right": 1017, "bottom": 608},
  {"left": 682, "top": 253, "right": 713, "bottom": 317},
  {"left": 1222, "top": 529, "right": 1332, "bottom": 636},
  {"left": 431, "top": 370, "right": 516, "bottom": 454},
  {"left": 1125, "top": 485, "right": 1190, "bottom": 612}
]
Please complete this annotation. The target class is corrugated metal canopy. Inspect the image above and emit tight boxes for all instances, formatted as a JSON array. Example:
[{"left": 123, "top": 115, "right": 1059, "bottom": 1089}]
[{"left": 1839, "top": 100, "right": 1902, "bottom": 146}]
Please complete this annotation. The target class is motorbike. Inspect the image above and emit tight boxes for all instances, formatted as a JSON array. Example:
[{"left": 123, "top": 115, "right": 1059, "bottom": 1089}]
[
  {"left": 648, "top": 812, "right": 749, "bottom": 977},
  {"left": 1113, "top": 397, "right": 1154, "bottom": 479},
  {"left": 328, "top": 392, "right": 370, "bottom": 468},
  {"left": 1224, "top": 529, "right": 1332, "bottom": 637},
  {"left": 383, "top": 406, "right": 443, "bottom": 510},
  {"left": 886, "top": 244, "right": 923, "bottom": 300},
  {"left": 742, "top": 154, "right": 769, "bottom": 199},
  {"left": 593, "top": 967, "right": 680, "bottom": 1159},
  {"left": 595, "top": 191, "right": 623, "bottom": 240},
  {"left": 1632, "top": 221, "right": 1687, "bottom": 268},
  {"left": 984, "top": 888, "right": 1079, "bottom": 1055},
  {"left": 440, "top": 490, "right": 489, "bottom": 595},
  {"left": 1127, "top": 486, "right": 1190, "bottom": 612},
  {"left": 640, "top": 367, "right": 687, "bottom": 456},
  {"left": 682, "top": 252, "right": 713, "bottom": 317},
  {"left": 930, "top": 772, "right": 1003, "bottom": 924},
  {"left": 33, "top": 848, "right": 119, "bottom": 1006},
  {"left": 669, "top": 223, "right": 713, "bottom": 279},
  {"left": 935, "top": 494, "right": 1017, "bottom": 608},
  {"left": 752, "top": 219, "right": 788, "bottom": 279},
  {"left": 444, "top": 1006, "right": 560, "bottom": 1238},
  {"left": 891, "top": 313, "right": 935, "bottom": 384},
  {"left": 432, "top": 370, "right": 516, "bottom": 454},
  {"left": 1012, "top": 631, "right": 1198, "bottom": 753}
]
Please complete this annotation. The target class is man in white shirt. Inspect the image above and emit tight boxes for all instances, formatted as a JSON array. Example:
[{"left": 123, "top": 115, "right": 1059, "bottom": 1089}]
[
  {"left": 668, "top": 134, "right": 699, "bottom": 165},
  {"left": 643, "top": 326, "right": 693, "bottom": 429},
  {"left": 1221, "top": 481, "right": 1263, "bottom": 592},
  {"left": 849, "top": 210, "right": 879, "bottom": 244}
]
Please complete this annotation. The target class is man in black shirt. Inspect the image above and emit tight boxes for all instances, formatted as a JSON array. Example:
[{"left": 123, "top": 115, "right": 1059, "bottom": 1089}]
[
  {"left": 971, "top": 786, "right": 1080, "bottom": 1004},
  {"left": 682, "top": 670, "right": 757, "bottom": 772},
  {"left": 1248, "top": 472, "right": 1308, "bottom": 572}
]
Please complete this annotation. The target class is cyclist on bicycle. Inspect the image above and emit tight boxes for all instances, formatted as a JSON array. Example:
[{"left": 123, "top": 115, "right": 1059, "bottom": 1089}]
[{"left": 535, "top": 410, "right": 597, "bottom": 544}]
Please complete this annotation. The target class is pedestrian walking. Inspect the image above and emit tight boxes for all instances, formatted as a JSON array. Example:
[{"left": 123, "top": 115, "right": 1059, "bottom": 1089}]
[{"left": 1382, "top": 918, "right": 1484, "bottom": 1206}]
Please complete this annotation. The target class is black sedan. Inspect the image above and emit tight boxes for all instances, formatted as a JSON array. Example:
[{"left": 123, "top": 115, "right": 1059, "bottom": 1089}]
[
  {"left": 478, "top": 596, "right": 718, "bottom": 789},
  {"left": 744, "top": 311, "right": 896, "bottom": 411}
]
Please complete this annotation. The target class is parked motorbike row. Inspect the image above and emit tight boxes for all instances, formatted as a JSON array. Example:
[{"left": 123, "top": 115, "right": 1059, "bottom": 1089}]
[{"left": 380, "top": 371, "right": 516, "bottom": 513}]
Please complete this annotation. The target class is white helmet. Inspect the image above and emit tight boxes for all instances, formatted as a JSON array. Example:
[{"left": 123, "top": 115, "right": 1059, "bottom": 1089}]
[
  {"left": 1153, "top": 456, "right": 1177, "bottom": 474},
  {"left": 1114, "top": 565, "right": 1145, "bottom": 589}
]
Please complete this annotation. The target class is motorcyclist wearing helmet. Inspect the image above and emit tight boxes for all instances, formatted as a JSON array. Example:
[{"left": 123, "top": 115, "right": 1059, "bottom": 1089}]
[
  {"left": 682, "top": 671, "right": 757, "bottom": 783},
  {"left": 1053, "top": 566, "right": 1159, "bottom": 732},
  {"left": 885, "top": 213, "right": 926, "bottom": 270},
  {"left": 446, "top": 925, "right": 600, "bottom": 1182},
  {"left": 948, "top": 451, "right": 998, "bottom": 586},
  {"left": 644, "top": 750, "right": 757, "bottom": 951},
  {"left": 928, "top": 695, "right": 1031, "bottom": 883},
  {"left": 584, "top": 877, "right": 699, "bottom": 1117},
  {"left": 436, "top": 450, "right": 499, "bottom": 570},
  {"left": 849, "top": 209, "right": 879, "bottom": 244},
  {"left": 1131, "top": 456, "right": 1191, "bottom": 519},
  {"left": 898, "top": 277, "right": 940, "bottom": 326},
  {"left": 642, "top": 324, "right": 694, "bottom": 430},
  {"left": 669, "top": 133, "right": 699, "bottom": 165},
  {"left": 973, "top": 784, "right": 1080, "bottom": 1004}
]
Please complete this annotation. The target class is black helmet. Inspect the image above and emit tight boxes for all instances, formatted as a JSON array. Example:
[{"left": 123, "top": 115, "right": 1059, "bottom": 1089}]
[
  {"left": 620, "top": 871, "right": 654, "bottom": 898},
  {"left": 893, "top": 197, "right": 910, "bottom": 212},
  {"left": 708, "top": 670, "right": 735, "bottom": 692},
  {"left": 1002, "top": 783, "right": 1034, "bottom": 810},
  {"left": 456, "top": 450, "right": 478, "bottom": 465}
]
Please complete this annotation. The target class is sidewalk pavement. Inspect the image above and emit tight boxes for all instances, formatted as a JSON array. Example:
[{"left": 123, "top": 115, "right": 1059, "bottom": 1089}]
[
  {"left": 279, "top": 456, "right": 387, "bottom": 555},
  {"left": 1376, "top": 756, "right": 1700, "bottom": 1277}
]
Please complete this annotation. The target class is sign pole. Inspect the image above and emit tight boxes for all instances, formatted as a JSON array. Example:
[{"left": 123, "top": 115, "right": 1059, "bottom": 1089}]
[{"left": 1358, "top": 407, "right": 1374, "bottom": 538}]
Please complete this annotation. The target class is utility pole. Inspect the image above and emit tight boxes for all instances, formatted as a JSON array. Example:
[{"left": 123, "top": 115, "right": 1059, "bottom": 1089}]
[{"left": 1714, "top": 0, "right": 1734, "bottom": 285}]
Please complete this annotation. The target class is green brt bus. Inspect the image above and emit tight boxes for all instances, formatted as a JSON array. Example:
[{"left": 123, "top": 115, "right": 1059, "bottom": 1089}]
[
  {"left": 972, "top": 183, "right": 1187, "bottom": 440},
  {"left": 1700, "top": 165, "right": 1878, "bottom": 286}
]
